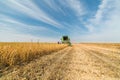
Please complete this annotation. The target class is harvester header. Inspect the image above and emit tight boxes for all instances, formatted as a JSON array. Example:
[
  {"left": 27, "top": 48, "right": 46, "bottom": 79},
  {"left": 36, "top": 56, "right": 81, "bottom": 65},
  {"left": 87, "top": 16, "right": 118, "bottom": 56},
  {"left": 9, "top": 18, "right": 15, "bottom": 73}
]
[{"left": 61, "top": 36, "right": 71, "bottom": 46}]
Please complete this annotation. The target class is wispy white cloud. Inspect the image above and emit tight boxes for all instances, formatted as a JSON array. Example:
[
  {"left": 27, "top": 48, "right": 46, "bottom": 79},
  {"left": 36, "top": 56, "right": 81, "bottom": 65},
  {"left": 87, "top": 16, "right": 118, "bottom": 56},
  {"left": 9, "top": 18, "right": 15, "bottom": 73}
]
[
  {"left": 0, "top": 0, "right": 119, "bottom": 42},
  {"left": 0, "top": 0, "right": 62, "bottom": 28},
  {"left": 43, "top": 0, "right": 66, "bottom": 15},
  {"left": 89, "top": 0, "right": 115, "bottom": 25},
  {"left": 78, "top": 0, "right": 120, "bottom": 42},
  {"left": 0, "top": 0, "right": 65, "bottom": 42},
  {"left": 0, "top": 15, "right": 47, "bottom": 32},
  {"left": 83, "top": 0, "right": 113, "bottom": 32},
  {"left": 62, "top": 0, "right": 89, "bottom": 31},
  {"left": 0, "top": 14, "right": 61, "bottom": 41},
  {"left": 66, "top": 0, "right": 86, "bottom": 16}
]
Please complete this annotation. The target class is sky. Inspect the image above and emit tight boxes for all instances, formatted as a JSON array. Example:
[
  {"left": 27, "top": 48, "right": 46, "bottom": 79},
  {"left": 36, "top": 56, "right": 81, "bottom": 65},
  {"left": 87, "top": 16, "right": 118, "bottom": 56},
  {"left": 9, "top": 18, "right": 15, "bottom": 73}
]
[{"left": 0, "top": 0, "right": 120, "bottom": 42}]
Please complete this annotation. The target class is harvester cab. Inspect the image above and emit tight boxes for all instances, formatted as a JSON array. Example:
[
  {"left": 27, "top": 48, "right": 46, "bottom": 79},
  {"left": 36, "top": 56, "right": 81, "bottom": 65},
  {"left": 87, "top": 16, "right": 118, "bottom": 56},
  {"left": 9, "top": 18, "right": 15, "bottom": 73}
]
[{"left": 61, "top": 36, "right": 71, "bottom": 46}]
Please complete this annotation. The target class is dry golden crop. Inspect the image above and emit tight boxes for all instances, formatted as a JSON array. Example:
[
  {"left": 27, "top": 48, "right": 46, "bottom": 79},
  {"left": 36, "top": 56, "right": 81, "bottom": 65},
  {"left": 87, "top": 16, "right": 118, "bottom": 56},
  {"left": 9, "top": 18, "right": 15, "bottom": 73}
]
[{"left": 0, "top": 42, "right": 67, "bottom": 67}]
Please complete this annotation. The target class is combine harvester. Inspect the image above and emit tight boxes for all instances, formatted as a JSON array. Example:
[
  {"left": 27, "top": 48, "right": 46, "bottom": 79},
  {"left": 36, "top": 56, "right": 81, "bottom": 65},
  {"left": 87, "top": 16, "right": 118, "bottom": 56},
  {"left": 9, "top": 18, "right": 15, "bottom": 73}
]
[{"left": 61, "top": 36, "right": 71, "bottom": 46}]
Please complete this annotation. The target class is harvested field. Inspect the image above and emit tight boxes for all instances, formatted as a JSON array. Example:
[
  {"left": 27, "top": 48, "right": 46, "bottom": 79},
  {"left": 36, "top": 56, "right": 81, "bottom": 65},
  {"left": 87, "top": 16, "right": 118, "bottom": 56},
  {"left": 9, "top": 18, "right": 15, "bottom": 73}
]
[{"left": 0, "top": 43, "right": 120, "bottom": 80}]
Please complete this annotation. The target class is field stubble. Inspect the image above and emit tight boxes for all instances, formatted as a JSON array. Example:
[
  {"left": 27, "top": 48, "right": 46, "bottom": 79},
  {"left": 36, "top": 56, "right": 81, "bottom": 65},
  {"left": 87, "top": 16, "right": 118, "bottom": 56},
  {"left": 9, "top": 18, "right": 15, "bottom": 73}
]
[{"left": 0, "top": 43, "right": 120, "bottom": 80}]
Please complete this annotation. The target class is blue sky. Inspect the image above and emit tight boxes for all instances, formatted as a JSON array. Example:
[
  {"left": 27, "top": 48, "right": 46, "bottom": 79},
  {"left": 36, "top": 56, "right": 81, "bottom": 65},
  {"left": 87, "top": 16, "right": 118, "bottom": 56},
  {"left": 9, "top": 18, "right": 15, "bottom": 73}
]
[{"left": 0, "top": 0, "right": 120, "bottom": 42}]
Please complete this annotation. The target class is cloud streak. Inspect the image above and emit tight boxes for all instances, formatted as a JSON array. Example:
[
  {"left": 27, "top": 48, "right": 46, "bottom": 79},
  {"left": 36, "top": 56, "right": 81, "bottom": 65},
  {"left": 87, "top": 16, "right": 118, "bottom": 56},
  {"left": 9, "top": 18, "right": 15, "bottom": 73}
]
[
  {"left": 0, "top": 0, "right": 62, "bottom": 28},
  {"left": 79, "top": 0, "right": 120, "bottom": 42},
  {"left": 66, "top": 0, "right": 86, "bottom": 16},
  {"left": 0, "top": 0, "right": 120, "bottom": 42},
  {"left": 0, "top": 14, "right": 61, "bottom": 39}
]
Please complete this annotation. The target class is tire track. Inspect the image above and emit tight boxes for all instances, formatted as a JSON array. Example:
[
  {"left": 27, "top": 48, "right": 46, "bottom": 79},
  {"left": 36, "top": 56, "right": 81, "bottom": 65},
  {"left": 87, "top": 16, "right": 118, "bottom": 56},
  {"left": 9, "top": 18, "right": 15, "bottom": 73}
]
[
  {"left": 81, "top": 45, "right": 120, "bottom": 70},
  {"left": 80, "top": 45, "right": 120, "bottom": 78},
  {"left": 41, "top": 47, "right": 73, "bottom": 80},
  {"left": 86, "top": 46, "right": 120, "bottom": 67},
  {"left": 1, "top": 44, "right": 120, "bottom": 80},
  {"left": 0, "top": 47, "right": 71, "bottom": 80}
]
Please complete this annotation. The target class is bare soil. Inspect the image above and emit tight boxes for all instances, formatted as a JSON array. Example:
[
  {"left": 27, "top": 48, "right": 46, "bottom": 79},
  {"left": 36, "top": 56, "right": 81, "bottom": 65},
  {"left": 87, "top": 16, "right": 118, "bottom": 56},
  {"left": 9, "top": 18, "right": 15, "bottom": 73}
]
[{"left": 0, "top": 44, "right": 120, "bottom": 80}]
